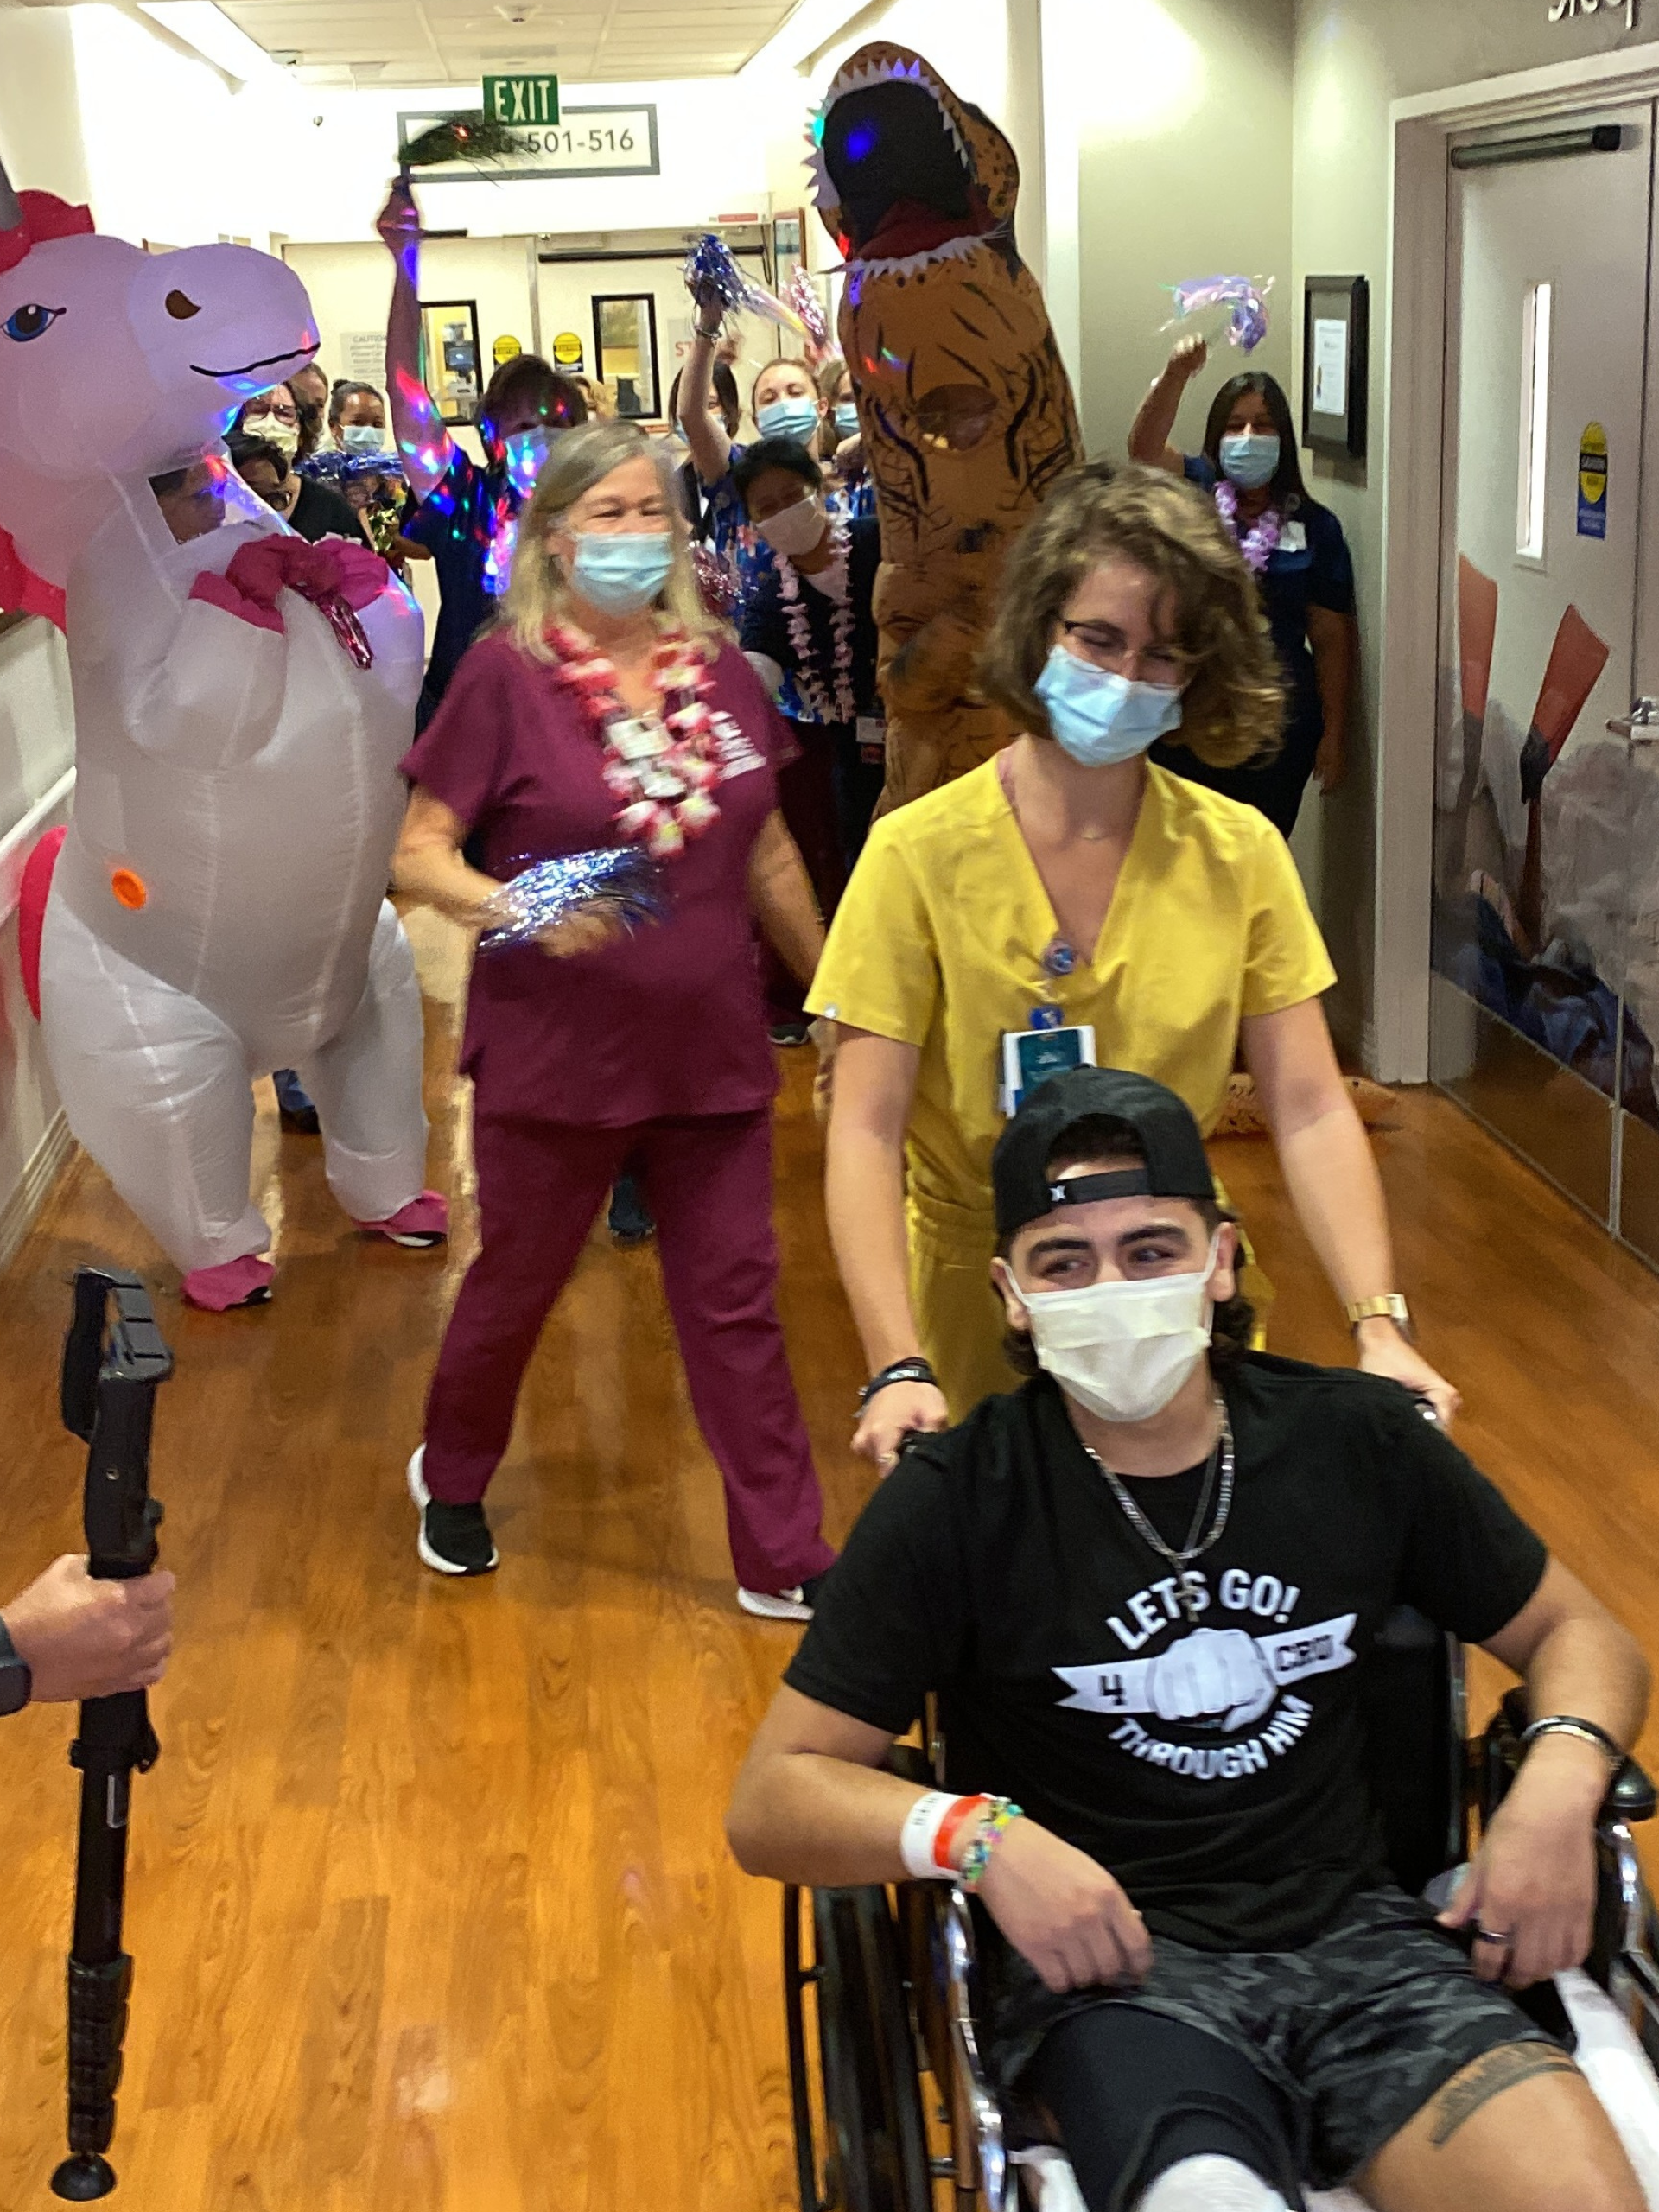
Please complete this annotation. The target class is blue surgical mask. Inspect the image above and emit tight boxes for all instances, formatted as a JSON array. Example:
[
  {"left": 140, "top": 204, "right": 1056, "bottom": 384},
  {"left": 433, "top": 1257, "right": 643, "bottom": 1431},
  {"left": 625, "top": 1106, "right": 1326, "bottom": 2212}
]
[
  {"left": 756, "top": 396, "right": 821, "bottom": 442},
  {"left": 834, "top": 402, "right": 860, "bottom": 440},
  {"left": 340, "top": 422, "right": 386, "bottom": 454},
  {"left": 1217, "top": 431, "right": 1280, "bottom": 490},
  {"left": 570, "top": 531, "right": 675, "bottom": 614},
  {"left": 503, "top": 425, "right": 556, "bottom": 500},
  {"left": 1034, "top": 643, "right": 1185, "bottom": 767}
]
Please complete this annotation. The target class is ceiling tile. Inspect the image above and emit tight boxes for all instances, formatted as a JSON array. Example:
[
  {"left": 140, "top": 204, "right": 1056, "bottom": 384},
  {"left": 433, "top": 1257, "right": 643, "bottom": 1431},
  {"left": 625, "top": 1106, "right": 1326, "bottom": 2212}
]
[{"left": 219, "top": 0, "right": 798, "bottom": 82}]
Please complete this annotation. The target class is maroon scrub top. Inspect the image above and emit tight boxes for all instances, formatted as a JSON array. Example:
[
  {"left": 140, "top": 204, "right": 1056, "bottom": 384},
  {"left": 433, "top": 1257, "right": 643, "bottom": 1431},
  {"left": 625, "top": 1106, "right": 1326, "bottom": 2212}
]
[{"left": 402, "top": 628, "right": 785, "bottom": 1126}]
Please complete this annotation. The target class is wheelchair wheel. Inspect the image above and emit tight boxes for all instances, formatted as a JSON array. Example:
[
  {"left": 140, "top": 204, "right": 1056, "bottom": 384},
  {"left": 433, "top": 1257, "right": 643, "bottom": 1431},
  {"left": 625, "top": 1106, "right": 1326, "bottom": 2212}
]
[{"left": 785, "top": 1885, "right": 933, "bottom": 2212}]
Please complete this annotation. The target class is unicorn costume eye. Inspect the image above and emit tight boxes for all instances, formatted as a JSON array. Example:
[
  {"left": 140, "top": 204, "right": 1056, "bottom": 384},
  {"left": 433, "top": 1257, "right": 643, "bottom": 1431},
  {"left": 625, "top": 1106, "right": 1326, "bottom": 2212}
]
[{"left": 3, "top": 302, "right": 63, "bottom": 341}]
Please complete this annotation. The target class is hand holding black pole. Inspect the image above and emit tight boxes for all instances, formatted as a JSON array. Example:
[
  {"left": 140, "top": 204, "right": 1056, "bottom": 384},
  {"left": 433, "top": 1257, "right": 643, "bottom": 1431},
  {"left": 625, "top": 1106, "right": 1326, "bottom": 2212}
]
[{"left": 49, "top": 1269, "right": 172, "bottom": 2203}]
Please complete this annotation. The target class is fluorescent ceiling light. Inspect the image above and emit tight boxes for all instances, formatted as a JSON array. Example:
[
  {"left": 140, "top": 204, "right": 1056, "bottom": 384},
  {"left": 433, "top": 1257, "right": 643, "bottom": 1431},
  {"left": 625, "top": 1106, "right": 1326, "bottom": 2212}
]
[{"left": 137, "top": 1, "right": 288, "bottom": 82}]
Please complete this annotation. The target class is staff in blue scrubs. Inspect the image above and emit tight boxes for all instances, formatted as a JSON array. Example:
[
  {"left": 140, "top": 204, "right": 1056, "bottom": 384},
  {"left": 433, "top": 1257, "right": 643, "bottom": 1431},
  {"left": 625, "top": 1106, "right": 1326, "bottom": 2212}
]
[{"left": 1130, "top": 342, "right": 1357, "bottom": 838}]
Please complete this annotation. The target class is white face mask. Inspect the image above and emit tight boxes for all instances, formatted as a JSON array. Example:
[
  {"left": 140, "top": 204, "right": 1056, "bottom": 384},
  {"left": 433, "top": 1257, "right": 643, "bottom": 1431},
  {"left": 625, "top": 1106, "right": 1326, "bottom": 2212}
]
[
  {"left": 245, "top": 412, "right": 300, "bottom": 458},
  {"left": 1008, "top": 1234, "right": 1220, "bottom": 1423},
  {"left": 755, "top": 493, "right": 825, "bottom": 557}
]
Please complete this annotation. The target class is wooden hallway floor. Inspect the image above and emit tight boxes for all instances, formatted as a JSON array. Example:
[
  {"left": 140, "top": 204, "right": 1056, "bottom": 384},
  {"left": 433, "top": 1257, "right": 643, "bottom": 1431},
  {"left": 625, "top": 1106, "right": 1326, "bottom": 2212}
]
[{"left": 1, "top": 913, "right": 1657, "bottom": 2210}]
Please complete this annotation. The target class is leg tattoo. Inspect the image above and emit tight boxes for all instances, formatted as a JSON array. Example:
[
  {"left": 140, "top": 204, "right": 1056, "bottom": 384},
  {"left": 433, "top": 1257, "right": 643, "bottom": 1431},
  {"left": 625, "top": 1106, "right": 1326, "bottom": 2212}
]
[{"left": 1427, "top": 2043, "right": 1580, "bottom": 2147}]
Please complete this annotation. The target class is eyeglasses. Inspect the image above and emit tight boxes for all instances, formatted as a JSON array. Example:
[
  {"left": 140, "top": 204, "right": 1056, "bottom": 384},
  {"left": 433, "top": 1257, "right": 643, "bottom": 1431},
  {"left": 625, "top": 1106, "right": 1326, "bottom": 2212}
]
[
  {"left": 1058, "top": 619, "right": 1191, "bottom": 687},
  {"left": 248, "top": 401, "right": 299, "bottom": 424}
]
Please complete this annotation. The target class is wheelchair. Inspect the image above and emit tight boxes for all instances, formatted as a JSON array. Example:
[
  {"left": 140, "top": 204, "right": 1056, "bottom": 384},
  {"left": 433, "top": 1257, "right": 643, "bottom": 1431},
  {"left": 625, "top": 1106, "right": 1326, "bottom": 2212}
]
[{"left": 781, "top": 1608, "right": 1659, "bottom": 2211}]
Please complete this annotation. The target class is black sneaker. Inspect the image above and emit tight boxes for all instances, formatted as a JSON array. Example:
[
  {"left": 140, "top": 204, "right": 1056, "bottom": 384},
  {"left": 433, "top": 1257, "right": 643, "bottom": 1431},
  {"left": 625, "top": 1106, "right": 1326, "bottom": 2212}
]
[
  {"left": 769, "top": 1020, "right": 812, "bottom": 1047},
  {"left": 272, "top": 1068, "right": 321, "bottom": 1135},
  {"left": 736, "top": 1569, "right": 830, "bottom": 1622},
  {"left": 406, "top": 1446, "right": 499, "bottom": 1576},
  {"left": 607, "top": 1173, "right": 655, "bottom": 1248}
]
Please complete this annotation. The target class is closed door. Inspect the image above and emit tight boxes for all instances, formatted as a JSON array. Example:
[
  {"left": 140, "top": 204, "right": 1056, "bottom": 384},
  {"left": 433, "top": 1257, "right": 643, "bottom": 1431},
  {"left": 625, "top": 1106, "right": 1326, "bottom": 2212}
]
[{"left": 1430, "top": 105, "right": 1657, "bottom": 1260}]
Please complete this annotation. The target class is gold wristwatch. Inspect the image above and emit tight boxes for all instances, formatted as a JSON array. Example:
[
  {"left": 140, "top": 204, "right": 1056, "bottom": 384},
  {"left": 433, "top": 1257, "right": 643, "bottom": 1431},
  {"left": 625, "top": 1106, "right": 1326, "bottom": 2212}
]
[{"left": 1344, "top": 1294, "right": 1414, "bottom": 1342}]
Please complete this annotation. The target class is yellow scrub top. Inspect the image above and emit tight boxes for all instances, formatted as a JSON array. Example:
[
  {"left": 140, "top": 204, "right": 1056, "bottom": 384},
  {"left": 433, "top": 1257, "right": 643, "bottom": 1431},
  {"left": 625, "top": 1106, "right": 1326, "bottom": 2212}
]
[{"left": 807, "top": 759, "right": 1338, "bottom": 1416}]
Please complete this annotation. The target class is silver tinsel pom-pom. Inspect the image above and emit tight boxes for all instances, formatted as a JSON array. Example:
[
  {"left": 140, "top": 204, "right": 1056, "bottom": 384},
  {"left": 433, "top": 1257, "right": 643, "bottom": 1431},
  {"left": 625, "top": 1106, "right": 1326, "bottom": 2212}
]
[{"left": 477, "top": 848, "right": 666, "bottom": 950}]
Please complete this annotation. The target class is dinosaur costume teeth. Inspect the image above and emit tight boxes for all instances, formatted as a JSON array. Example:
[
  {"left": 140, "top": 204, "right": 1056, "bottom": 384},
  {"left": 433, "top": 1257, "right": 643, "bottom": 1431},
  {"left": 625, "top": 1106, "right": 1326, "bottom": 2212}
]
[{"left": 813, "top": 41, "right": 1083, "bottom": 804}]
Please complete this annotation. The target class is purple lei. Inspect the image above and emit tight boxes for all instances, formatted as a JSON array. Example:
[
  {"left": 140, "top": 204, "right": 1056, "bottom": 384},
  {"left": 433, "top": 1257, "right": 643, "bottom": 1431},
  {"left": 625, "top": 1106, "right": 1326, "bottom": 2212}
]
[{"left": 1213, "top": 479, "right": 1281, "bottom": 574}]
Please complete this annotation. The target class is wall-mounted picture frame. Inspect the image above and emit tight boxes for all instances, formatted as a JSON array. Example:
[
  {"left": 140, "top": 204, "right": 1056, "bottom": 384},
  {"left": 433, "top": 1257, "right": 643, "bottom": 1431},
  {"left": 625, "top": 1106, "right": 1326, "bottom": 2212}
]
[
  {"left": 418, "top": 298, "right": 483, "bottom": 424},
  {"left": 592, "top": 292, "right": 662, "bottom": 420},
  {"left": 772, "top": 209, "right": 804, "bottom": 275},
  {"left": 1301, "top": 275, "right": 1369, "bottom": 460}
]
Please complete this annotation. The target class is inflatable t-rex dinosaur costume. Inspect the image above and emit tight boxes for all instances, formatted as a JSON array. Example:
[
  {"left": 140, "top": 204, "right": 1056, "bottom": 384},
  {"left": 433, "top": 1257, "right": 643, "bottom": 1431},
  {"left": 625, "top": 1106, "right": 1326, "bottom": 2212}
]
[
  {"left": 808, "top": 44, "right": 1083, "bottom": 804},
  {"left": 0, "top": 160, "right": 442, "bottom": 1309}
]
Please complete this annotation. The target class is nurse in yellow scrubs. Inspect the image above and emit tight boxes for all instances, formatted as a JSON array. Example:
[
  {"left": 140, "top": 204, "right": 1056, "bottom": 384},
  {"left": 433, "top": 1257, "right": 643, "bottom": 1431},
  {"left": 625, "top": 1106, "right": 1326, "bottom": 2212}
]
[{"left": 810, "top": 466, "right": 1459, "bottom": 1464}]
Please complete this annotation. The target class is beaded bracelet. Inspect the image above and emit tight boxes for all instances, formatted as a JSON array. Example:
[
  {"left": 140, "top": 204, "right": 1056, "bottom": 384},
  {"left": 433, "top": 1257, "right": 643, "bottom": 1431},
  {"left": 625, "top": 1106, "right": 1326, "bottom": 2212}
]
[{"left": 958, "top": 1797, "right": 1023, "bottom": 1891}]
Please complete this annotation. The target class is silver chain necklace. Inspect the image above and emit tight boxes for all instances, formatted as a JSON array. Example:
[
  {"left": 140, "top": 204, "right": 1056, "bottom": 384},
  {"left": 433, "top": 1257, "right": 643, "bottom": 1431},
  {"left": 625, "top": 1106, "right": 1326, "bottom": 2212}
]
[{"left": 1084, "top": 1395, "right": 1235, "bottom": 1567}]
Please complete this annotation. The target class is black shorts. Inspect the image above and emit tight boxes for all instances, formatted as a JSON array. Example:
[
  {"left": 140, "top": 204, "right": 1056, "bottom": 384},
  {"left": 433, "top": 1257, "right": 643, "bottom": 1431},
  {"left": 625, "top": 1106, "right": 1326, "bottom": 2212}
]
[{"left": 983, "top": 1885, "right": 1561, "bottom": 2195}]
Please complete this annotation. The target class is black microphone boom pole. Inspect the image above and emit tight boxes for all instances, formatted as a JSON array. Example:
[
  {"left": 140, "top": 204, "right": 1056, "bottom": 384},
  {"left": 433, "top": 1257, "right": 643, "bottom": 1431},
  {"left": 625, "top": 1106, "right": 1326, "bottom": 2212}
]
[{"left": 49, "top": 1268, "right": 172, "bottom": 2203}]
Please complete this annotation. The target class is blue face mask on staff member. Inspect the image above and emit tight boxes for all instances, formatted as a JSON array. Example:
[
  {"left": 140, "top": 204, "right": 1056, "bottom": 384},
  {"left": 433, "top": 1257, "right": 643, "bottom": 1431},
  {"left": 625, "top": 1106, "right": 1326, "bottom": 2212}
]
[
  {"left": 1217, "top": 430, "right": 1281, "bottom": 491},
  {"left": 569, "top": 531, "right": 675, "bottom": 615},
  {"left": 1033, "top": 642, "right": 1185, "bottom": 768},
  {"left": 755, "top": 395, "right": 822, "bottom": 442}
]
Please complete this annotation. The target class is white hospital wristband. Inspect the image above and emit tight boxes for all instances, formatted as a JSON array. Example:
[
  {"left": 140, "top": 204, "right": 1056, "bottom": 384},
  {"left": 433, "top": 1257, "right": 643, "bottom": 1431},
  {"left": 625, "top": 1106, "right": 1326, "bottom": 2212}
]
[{"left": 899, "top": 1790, "right": 972, "bottom": 1880}]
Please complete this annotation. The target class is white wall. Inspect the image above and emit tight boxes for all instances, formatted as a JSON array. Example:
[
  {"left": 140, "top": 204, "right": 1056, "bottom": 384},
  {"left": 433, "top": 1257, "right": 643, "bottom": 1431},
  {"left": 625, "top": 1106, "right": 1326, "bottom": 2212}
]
[
  {"left": 0, "top": 4, "right": 91, "bottom": 206},
  {"left": 276, "top": 78, "right": 774, "bottom": 246},
  {"left": 68, "top": 6, "right": 303, "bottom": 251},
  {"left": 747, "top": 0, "right": 1046, "bottom": 279},
  {"left": 1066, "top": 0, "right": 1294, "bottom": 462}
]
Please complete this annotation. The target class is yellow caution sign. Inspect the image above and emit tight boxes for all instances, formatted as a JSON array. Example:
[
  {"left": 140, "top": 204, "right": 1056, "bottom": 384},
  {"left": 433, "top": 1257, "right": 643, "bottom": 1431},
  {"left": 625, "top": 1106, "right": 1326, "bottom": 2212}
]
[
  {"left": 1578, "top": 421, "right": 1607, "bottom": 539},
  {"left": 492, "top": 334, "right": 523, "bottom": 366}
]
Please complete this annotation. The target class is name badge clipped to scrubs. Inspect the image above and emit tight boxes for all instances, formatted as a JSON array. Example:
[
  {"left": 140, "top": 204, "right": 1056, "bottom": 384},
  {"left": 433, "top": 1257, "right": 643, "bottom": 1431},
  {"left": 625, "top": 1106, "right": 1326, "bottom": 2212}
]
[
  {"left": 998, "top": 1009, "right": 1097, "bottom": 1116},
  {"left": 855, "top": 715, "right": 887, "bottom": 766},
  {"left": 998, "top": 934, "right": 1098, "bottom": 1114}
]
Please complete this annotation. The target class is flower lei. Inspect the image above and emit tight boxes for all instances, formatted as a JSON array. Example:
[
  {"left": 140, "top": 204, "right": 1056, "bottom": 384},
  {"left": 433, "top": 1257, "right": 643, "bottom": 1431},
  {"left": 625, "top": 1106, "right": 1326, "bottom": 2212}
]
[
  {"left": 546, "top": 621, "right": 721, "bottom": 859},
  {"left": 777, "top": 515, "right": 857, "bottom": 723},
  {"left": 1213, "top": 479, "right": 1282, "bottom": 575}
]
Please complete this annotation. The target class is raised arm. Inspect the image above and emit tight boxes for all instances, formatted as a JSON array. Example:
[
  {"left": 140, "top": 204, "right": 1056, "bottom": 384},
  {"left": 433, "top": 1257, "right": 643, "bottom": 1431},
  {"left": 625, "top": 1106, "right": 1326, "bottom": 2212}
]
[
  {"left": 1243, "top": 993, "right": 1460, "bottom": 1423},
  {"left": 1127, "top": 334, "right": 1208, "bottom": 472},
  {"left": 678, "top": 310, "right": 734, "bottom": 486},
  {"left": 1440, "top": 1560, "right": 1649, "bottom": 1988},
  {"left": 375, "top": 178, "right": 456, "bottom": 506},
  {"left": 824, "top": 1031, "right": 951, "bottom": 1464}
]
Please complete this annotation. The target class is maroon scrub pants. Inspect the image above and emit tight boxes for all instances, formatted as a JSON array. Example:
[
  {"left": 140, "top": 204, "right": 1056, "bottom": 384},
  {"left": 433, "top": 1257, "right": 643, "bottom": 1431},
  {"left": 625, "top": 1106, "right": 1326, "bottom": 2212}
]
[{"left": 421, "top": 1107, "right": 835, "bottom": 1592}]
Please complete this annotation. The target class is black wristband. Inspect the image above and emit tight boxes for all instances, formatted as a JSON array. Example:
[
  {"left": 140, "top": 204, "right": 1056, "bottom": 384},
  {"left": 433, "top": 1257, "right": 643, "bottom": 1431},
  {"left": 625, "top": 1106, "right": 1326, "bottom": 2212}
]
[
  {"left": 858, "top": 1357, "right": 939, "bottom": 1410},
  {"left": 1520, "top": 1713, "right": 1624, "bottom": 1766}
]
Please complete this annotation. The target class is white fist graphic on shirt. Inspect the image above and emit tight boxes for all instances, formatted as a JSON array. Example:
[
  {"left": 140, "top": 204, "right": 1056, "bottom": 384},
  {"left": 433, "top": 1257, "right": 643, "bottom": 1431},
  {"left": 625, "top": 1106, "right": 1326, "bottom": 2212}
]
[{"left": 1147, "top": 1626, "right": 1278, "bottom": 1732}]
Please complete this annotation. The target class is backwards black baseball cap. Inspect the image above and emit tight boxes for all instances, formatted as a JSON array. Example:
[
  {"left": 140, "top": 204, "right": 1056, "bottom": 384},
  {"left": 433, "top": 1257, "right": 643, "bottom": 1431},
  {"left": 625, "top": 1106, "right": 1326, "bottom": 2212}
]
[{"left": 992, "top": 1066, "right": 1217, "bottom": 1240}]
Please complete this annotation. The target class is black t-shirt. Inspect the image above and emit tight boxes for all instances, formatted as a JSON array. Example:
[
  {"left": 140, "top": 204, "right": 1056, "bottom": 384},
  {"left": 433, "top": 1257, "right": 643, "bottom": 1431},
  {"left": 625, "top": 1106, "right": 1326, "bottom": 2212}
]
[
  {"left": 785, "top": 1357, "right": 1546, "bottom": 1952},
  {"left": 289, "top": 476, "right": 370, "bottom": 547}
]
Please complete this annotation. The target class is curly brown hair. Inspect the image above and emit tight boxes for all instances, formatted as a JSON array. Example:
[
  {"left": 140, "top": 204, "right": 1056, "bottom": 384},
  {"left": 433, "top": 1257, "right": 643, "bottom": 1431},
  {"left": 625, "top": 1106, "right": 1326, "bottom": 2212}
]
[{"left": 977, "top": 462, "right": 1284, "bottom": 772}]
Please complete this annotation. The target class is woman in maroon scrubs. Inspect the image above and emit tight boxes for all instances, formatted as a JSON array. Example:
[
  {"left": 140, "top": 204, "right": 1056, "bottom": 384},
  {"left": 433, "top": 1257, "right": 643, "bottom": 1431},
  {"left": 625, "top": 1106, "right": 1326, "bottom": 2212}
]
[{"left": 396, "top": 422, "right": 835, "bottom": 1618}]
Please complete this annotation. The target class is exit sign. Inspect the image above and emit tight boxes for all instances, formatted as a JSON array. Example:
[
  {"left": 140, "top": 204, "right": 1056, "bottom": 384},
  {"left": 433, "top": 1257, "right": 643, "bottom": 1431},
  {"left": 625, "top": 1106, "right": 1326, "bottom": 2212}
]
[{"left": 483, "top": 74, "right": 559, "bottom": 125}]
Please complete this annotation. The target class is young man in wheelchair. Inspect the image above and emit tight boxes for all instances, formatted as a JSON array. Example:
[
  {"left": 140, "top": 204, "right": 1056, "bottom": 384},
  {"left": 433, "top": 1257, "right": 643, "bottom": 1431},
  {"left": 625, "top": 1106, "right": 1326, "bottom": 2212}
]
[{"left": 728, "top": 1066, "right": 1651, "bottom": 2212}]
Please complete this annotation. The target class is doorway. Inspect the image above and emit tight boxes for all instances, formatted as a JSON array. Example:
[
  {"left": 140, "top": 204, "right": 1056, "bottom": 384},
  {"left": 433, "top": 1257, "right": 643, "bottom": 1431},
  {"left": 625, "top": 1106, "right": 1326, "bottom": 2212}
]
[{"left": 1428, "top": 104, "right": 1659, "bottom": 1268}]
